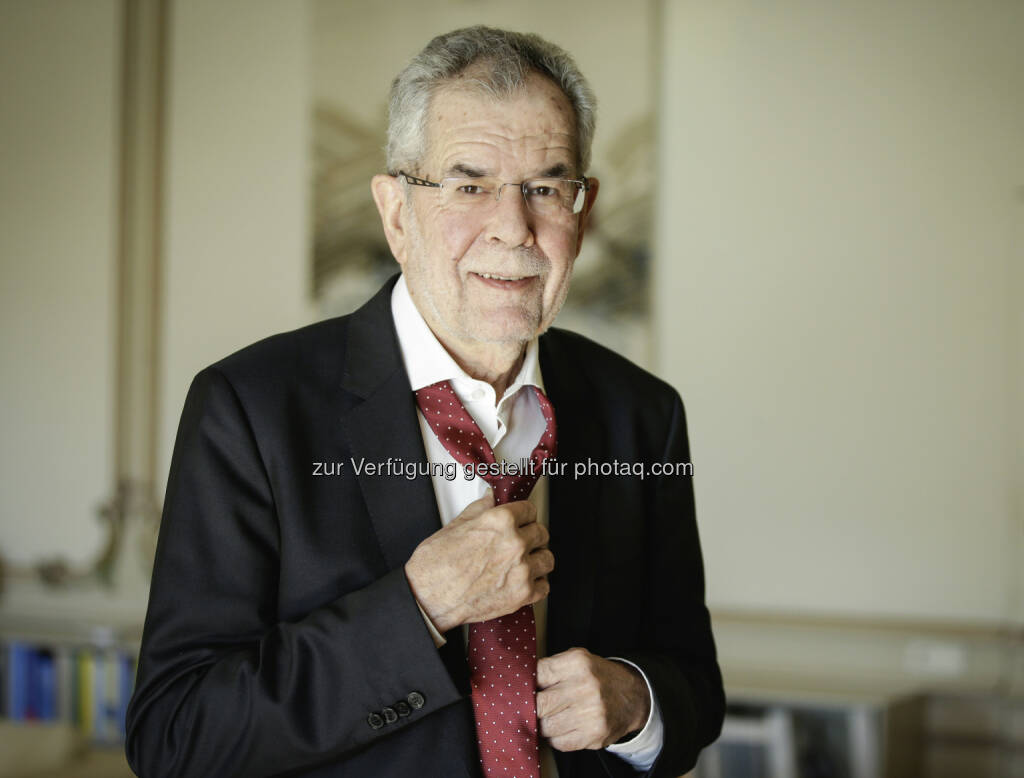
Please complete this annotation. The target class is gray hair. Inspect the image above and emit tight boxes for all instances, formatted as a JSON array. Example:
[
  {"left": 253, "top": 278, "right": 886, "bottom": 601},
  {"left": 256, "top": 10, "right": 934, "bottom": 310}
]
[{"left": 386, "top": 26, "right": 597, "bottom": 177}]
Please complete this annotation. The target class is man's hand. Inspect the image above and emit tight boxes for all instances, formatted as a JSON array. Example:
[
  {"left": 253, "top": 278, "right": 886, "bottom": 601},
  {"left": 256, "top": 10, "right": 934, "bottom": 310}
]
[
  {"left": 536, "top": 648, "right": 651, "bottom": 752},
  {"left": 404, "top": 492, "right": 554, "bottom": 632}
]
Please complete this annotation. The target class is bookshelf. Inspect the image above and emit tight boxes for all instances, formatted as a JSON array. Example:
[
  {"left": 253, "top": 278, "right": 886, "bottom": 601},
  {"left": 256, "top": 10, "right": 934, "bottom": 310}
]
[{"left": 0, "top": 618, "right": 140, "bottom": 747}]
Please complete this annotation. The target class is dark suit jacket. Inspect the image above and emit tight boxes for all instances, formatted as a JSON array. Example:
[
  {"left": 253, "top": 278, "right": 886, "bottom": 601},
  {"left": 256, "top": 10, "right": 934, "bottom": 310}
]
[{"left": 125, "top": 277, "right": 724, "bottom": 778}]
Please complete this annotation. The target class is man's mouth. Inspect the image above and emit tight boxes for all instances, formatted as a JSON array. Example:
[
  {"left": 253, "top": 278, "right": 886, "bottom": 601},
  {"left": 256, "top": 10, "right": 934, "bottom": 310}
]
[
  {"left": 478, "top": 273, "right": 527, "bottom": 281},
  {"left": 471, "top": 272, "right": 535, "bottom": 289}
]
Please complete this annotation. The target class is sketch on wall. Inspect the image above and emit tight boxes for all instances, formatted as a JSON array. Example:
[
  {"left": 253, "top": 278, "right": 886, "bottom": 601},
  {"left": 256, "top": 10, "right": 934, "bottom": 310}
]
[
  {"left": 311, "top": 1, "right": 654, "bottom": 365},
  {"left": 311, "top": 105, "right": 395, "bottom": 314}
]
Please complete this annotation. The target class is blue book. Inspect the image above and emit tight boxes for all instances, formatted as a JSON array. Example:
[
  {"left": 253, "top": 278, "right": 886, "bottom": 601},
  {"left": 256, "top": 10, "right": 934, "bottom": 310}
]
[
  {"left": 37, "top": 649, "right": 57, "bottom": 720},
  {"left": 26, "top": 647, "right": 39, "bottom": 719},
  {"left": 0, "top": 643, "right": 7, "bottom": 718},
  {"left": 7, "top": 641, "right": 30, "bottom": 720}
]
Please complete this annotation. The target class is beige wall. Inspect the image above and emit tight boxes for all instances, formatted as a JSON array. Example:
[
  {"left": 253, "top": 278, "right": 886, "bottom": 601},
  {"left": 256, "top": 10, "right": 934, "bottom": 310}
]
[
  {"left": 655, "top": 0, "right": 1023, "bottom": 624},
  {"left": 0, "top": 0, "right": 120, "bottom": 565},
  {"left": 0, "top": 0, "right": 313, "bottom": 579},
  {"left": 157, "top": 0, "right": 314, "bottom": 496}
]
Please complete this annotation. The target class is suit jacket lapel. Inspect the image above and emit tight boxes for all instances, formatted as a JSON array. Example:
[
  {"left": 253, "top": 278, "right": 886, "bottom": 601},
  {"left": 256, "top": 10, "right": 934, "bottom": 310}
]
[
  {"left": 540, "top": 331, "right": 603, "bottom": 659},
  {"left": 339, "top": 278, "right": 443, "bottom": 573},
  {"left": 339, "top": 277, "right": 473, "bottom": 701}
]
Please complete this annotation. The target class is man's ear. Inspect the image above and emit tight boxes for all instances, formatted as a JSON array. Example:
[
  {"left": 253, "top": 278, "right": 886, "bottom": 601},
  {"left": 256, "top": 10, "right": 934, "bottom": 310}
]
[
  {"left": 574, "top": 177, "right": 600, "bottom": 257},
  {"left": 371, "top": 174, "right": 409, "bottom": 266}
]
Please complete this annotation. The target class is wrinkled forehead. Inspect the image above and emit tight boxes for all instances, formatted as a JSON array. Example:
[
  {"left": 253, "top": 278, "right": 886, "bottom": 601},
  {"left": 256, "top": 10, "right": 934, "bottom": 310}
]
[{"left": 421, "top": 72, "right": 580, "bottom": 177}]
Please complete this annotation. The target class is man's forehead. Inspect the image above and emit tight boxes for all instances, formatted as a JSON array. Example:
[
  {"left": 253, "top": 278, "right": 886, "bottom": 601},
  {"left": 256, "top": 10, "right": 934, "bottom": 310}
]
[{"left": 422, "top": 75, "right": 578, "bottom": 173}]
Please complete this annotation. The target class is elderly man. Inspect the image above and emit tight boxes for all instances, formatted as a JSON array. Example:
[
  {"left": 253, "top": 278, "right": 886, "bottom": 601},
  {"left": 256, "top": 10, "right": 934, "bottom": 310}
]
[{"left": 126, "top": 26, "right": 723, "bottom": 778}]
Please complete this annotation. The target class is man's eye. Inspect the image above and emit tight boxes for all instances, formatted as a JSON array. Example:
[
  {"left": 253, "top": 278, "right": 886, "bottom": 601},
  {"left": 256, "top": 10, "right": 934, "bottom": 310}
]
[
  {"left": 457, "top": 184, "right": 487, "bottom": 195},
  {"left": 528, "top": 185, "right": 558, "bottom": 198}
]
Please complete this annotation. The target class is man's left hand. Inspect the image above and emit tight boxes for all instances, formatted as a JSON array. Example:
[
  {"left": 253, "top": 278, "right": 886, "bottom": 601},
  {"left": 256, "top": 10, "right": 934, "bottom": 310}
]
[{"left": 536, "top": 647, "right": 650, "bottom": 751}]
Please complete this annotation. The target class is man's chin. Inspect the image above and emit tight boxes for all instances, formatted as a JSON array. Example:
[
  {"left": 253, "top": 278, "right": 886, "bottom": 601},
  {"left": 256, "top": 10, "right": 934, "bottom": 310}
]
[{"left": 457, "top": 316, "right": 543, "bottom": 345}]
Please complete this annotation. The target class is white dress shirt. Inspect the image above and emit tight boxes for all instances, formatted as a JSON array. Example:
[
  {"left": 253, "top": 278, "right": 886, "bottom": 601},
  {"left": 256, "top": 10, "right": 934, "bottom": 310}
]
[{"left": 391, "top": 275, "right": 663, "bottom": 774}]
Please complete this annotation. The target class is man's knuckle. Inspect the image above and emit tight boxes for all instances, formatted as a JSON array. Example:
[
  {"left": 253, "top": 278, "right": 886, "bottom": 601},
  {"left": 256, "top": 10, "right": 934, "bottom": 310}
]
[
  {"left": 483, "top": 506, "right": 505, "bottom": 527},
  {"left": 512, "top": 533, "right": 530, "bottom": 555},
  {"left": 497, "top": 536, "right": 520, "bottom": 560}
]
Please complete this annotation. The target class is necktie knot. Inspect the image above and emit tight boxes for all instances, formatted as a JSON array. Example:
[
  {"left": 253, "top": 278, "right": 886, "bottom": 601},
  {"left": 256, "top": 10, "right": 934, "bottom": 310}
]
[{"left": 414, "top": 380, "right": 556, "bottom": 505}]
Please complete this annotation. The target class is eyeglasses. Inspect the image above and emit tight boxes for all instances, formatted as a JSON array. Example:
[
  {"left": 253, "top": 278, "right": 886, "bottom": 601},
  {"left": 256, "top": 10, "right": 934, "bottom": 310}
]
[{"left": 397, "top": 171, "right": 590, "bottom": 218}]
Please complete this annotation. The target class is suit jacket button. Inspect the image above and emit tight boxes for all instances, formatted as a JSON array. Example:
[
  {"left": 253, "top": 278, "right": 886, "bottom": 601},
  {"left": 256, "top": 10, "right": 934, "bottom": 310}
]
[
  {"left": 395, "top": 700, "right": 411, "bottom": 717},
  {"left": 407, "top": 691, "right": 426, "bottom": 710},
  {"left": 367, "top": 712, "right": 384, "bottom": 730},
  {"left": 382, "top": 706, "right": 398, "bottom": 724}
]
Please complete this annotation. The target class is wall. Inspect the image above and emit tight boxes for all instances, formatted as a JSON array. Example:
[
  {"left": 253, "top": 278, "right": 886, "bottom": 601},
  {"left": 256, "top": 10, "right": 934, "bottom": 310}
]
[
  {"left": 0, "top": 0, "right": 312, "bottom": 621},
  {"left": 0, "top": 0, "right": 120, "bottom": 565},
  {"left": 158, "top": 0, "right": 314, "bottom": 496},
  {"left": 655, "top": 0, "right": 1023, "bottom": 625}
]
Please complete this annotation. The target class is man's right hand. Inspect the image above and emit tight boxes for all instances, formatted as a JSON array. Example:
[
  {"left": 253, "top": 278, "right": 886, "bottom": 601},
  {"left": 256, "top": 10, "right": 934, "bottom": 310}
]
[{"left": 404, "top": 491, "right": 554, "bottom": 633}]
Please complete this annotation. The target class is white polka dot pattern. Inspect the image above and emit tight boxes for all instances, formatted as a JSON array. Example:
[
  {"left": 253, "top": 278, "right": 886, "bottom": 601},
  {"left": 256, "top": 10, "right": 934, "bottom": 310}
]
[{"left": 414, "top": 380, "right": 556, "bottom": 778}]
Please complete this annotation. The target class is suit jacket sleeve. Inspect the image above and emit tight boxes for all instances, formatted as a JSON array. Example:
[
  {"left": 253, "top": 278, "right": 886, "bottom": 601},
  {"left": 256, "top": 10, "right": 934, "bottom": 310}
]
[
  {"left": 598, "top": 392, "right": 725, "bottom": 778},
  {"left": 125, "top": 367, "right": 463, "bottom": 778}
]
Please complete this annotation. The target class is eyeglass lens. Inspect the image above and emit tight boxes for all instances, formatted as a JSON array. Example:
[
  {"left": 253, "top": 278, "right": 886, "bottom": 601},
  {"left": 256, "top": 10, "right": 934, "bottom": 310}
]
[{"left": 439, "top": 177, "right": 585, "bottom": 216}]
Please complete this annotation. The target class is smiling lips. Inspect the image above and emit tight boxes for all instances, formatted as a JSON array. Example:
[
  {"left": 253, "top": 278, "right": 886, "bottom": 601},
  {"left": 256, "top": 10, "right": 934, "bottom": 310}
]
[{"left": 471, "top": 271, "right": 536, "bottom": 290}]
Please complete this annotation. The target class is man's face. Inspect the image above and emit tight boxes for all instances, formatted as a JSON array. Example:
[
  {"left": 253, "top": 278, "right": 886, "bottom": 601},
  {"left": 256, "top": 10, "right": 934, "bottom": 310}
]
[{"left": 386, "top": 74, "right": 596, "bottom": 350}]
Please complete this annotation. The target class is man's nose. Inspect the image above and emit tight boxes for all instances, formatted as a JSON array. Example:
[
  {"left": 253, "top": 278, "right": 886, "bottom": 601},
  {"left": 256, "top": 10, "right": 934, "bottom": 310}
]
[{"left": 485, "top": 184, "right": 535, "bottom": 247}]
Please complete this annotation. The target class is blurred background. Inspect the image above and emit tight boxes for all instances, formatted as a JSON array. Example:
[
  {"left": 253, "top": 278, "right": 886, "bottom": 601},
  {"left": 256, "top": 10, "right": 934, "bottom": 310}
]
[{"left": 0, "top": 0, "right": 1021, "bottom": 776}]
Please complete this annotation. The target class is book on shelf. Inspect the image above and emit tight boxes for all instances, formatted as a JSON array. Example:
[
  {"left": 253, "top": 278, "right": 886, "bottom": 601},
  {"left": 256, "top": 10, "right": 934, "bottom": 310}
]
[{"left": 2, "top": 636, "right": 137, "bottom": 744}]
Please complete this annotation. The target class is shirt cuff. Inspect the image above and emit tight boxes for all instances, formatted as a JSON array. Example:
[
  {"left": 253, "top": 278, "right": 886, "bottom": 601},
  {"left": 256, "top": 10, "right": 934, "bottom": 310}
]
[
  {"left": 603, "top": 657, "right": 664, "bottom": 771},
  {"left": 415, "top": 600, "right": 447, "bottom": 648}
]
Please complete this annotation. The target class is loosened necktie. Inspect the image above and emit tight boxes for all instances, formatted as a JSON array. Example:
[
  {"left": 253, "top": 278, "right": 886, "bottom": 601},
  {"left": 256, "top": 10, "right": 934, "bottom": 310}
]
[{"left": 415, "top": 380, "right": 556, "bottom": 778}]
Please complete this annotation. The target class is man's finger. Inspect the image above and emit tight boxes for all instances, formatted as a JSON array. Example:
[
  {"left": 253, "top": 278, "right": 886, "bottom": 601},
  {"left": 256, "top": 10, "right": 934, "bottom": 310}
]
[
  {"left": 527, "top": 548, "right": 554, "bottom": 578},
  {"left": 538, "top": 706, "right": 577, "bottom": 740},
  {"left": 536, "top": 687, "right": 570, "bottom": 720},
  {"left": 503, "top": 498, "right": 538, "bottom": 527},
  {"left": 530, "top": 576, "right": 551, "bottom": 604},
  {"left": 536, "top": 654, "right": 568, "bottom": 688},
  {"left": 520, "top": 521, "right": 549, "bottom": 554},
  {"left": 537, "top": 647, "right": 590, "bottom": 686},
  {"left": 529, "top": 520, "right": 550, "bottom": 548}
]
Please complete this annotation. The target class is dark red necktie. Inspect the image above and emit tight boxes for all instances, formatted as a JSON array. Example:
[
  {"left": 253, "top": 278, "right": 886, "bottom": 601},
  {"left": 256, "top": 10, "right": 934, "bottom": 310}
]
[{"left": 415, "top": 380, "right": 556, "bottom": 778}]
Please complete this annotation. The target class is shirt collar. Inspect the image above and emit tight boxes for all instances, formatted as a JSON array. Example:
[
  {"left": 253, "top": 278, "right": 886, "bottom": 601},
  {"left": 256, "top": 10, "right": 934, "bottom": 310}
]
[{"left": 390, "top": 274, "right": 544, "bottom": 405}]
